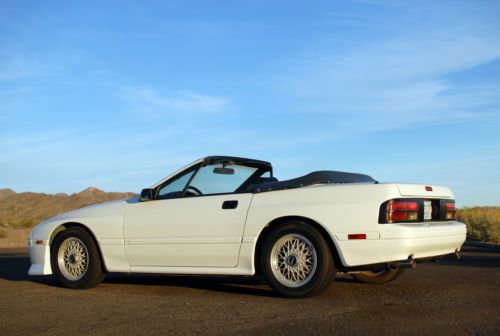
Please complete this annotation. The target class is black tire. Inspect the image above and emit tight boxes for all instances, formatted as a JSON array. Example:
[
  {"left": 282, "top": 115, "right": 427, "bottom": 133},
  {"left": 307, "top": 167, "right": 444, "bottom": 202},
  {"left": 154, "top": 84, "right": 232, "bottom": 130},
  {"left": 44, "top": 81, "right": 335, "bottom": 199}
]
[
  {"left": 351, "top": 268, "right": 405, "bottom": 284},
  {"left": 260, "top": 221, "right": 335, "bottom": 298},
  {"left": 51, "top": 227, "right": 105, "bottom": 289}
]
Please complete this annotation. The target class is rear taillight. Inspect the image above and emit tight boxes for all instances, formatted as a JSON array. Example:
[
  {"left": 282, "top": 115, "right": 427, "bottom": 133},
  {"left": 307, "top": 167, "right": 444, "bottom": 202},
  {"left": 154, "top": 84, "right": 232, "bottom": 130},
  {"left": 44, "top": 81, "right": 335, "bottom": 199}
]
[
  {"left": 386, "top": 200, "right": 419, "bottom": 223},
  {"left": 444, "top": 201, "right": 456, "bottom": 220},
  {"left": 379, "top": 198, "right": 458, "bottom": 223}
]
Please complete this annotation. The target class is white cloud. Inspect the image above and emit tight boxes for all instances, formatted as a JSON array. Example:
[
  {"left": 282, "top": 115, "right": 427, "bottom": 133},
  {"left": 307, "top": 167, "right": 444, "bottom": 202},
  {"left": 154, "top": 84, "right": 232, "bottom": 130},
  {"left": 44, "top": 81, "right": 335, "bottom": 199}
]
[
  {"left": 120, "top": 85, "right": 230, "bottom": 117},
  {"left": 0, "top": 52, "right": 64, "bottom": 81},
  {"left": 266, "top": 2, "right": 500, "bottom": 135},
  {"left": 0, "top": 129, "right": 77, "bottom": 151}
]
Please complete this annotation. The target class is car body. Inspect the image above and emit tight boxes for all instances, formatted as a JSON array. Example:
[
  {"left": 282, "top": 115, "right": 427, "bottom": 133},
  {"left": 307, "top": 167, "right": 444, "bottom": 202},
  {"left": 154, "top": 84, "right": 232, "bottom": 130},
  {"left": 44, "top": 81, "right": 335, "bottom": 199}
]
[{"left": 28, "top": 156, "right": 466, "bottom": 297}]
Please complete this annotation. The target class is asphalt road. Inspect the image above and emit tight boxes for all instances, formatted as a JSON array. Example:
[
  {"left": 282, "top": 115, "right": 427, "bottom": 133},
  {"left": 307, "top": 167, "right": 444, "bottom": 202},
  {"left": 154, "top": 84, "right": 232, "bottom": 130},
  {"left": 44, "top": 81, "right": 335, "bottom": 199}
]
[{"left": 0, "top": 248, "right": 499, "bottom": 336}]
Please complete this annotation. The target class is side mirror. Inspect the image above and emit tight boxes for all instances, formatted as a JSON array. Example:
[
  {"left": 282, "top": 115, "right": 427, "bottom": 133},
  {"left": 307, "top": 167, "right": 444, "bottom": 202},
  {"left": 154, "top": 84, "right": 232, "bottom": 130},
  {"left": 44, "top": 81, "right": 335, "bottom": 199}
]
[{"left": 140, "top": 188, "right": 154, "bottom": 202}]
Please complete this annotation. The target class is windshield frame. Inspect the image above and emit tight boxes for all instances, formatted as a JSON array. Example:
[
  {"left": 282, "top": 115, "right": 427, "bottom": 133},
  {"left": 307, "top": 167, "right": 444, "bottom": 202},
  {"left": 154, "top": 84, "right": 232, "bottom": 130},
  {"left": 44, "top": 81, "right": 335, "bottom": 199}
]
[{"left": 152, "top": 157, "right": 272, "bottom": 199}]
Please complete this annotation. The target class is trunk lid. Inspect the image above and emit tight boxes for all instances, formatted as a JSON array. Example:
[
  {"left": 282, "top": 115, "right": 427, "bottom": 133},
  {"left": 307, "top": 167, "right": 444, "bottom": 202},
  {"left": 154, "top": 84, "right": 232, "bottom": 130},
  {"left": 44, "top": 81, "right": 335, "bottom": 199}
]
[{"left": 396, "top": 184, "right": 454, "bottom": 199}]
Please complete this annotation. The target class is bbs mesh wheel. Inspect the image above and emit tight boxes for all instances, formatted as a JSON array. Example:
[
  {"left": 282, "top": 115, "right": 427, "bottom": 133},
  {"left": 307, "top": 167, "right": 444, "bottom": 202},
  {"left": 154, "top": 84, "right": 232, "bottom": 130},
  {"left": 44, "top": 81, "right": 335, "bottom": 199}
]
[
  {"left": 261, "top": 221, "right": 335, "bottom": 298},
  {"left": 51, "top": 227, "right": 105, "bottom": 289}
]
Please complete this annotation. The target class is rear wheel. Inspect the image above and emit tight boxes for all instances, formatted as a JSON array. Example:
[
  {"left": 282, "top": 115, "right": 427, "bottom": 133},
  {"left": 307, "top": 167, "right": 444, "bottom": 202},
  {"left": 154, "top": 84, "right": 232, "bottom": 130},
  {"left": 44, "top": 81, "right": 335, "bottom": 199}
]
[
  {"left": 261, "top": 221, "right": 335, "bottom": 298},
  {"left": 51, "top": 227, "right": 105, "bottom": 289},
  {"left": 351, "top": 268, "right": 405, "bottom": 284}
]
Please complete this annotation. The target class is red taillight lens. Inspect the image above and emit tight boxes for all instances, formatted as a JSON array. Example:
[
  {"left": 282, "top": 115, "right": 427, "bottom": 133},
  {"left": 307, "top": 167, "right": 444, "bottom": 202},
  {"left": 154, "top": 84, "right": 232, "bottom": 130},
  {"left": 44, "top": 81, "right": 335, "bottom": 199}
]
[
  {"left": 444, "top": 202, "right": 455, "bottom": 210},
  {"left": 388, "top": 201, "right": 419, "bottom": 211},
  {"left": 386, "top": 200, "right": 419, "bottom": 223},
  {"left": 444, "top": 201, "right": 456, "bottom": 220}
]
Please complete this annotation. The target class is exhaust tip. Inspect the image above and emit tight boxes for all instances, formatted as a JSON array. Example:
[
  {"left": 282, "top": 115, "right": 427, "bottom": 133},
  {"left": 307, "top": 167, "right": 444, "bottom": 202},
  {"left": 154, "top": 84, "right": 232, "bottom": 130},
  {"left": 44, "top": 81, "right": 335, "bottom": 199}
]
[{"left": 396, "top": 255, "right": 416, "bottom": 269}]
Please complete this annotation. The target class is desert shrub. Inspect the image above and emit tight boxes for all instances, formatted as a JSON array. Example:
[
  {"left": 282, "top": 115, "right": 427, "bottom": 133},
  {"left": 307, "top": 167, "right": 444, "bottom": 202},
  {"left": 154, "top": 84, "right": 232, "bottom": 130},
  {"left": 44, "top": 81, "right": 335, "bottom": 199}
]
[
  {"left": 457, "top": 207, "right": 500, "bottom": 243},
  {"left": 19, "top": 219, "right": 39, "bottom": 228},
  {"left": 0, "top": 229, "right": 6, "bottom": 238}
]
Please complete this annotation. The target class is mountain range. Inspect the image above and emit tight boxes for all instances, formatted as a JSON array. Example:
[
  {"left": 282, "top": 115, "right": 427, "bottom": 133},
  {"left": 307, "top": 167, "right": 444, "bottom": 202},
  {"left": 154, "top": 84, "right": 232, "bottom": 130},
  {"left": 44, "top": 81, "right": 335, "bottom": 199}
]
[{"left": 0, "top": 188, "right": 136, "bottom": 228}]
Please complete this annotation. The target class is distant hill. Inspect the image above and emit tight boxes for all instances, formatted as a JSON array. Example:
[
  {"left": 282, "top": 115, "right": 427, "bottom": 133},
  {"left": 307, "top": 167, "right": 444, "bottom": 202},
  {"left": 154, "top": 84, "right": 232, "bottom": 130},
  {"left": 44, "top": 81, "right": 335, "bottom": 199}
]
[
  {"left": 0, "top": 189, "right": 16, "bottom": 200},
  {"left": 0, "top": 188, "right": 136, "bottom": 228}
]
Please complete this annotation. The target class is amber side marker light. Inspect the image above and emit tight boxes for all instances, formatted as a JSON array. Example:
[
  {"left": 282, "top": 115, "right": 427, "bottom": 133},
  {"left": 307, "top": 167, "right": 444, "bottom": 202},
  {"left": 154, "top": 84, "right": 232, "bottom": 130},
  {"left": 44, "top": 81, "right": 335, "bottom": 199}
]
[{"left": 35, "top": 240, "right": 44, "bottom": 245}]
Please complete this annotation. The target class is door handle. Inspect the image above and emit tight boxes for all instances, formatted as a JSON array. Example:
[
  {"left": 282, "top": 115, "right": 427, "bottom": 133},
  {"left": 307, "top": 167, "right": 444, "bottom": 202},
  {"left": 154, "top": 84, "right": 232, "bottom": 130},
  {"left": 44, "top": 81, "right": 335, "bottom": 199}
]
[{"left": 222, "top": 200, "right": 238, "bottom": 209}]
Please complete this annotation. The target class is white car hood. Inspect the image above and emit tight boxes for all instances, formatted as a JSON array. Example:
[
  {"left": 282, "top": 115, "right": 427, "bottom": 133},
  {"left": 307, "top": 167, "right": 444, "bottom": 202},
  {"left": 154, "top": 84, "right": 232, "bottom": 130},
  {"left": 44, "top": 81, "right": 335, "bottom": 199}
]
[
  {"left": 30, "top": 196, "right": 139, "bottom": 240},
  {"left": 53, "top": 196, "right": 137, "bottom": 221}
]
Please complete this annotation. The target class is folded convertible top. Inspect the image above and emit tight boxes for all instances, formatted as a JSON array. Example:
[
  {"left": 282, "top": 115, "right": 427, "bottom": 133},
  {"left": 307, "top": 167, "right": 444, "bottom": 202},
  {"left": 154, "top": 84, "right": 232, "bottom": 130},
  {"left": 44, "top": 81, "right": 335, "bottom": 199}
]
[{"left": 249, "top": 170, "right": 376, "bottom": 193}]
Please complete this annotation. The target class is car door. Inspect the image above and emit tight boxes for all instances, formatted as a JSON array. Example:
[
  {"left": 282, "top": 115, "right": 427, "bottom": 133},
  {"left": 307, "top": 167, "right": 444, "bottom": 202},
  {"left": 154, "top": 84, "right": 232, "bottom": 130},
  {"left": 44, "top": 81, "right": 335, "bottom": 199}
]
[{"left": 123, "top": 163, "right": 257, "bottom": 268}]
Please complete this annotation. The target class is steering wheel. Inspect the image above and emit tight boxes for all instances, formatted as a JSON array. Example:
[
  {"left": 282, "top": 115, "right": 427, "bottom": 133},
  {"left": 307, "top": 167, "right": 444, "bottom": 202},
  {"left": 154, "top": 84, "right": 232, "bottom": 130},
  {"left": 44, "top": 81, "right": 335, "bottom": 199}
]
[{"left": 186, "top": 185, "right": 203, "bottom": 196}]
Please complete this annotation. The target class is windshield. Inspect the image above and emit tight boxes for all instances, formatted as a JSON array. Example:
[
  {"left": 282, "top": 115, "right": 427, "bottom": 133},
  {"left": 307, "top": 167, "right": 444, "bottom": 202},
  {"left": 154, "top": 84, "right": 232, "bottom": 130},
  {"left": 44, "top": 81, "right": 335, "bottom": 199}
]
[{"left": 188, "top": 164, "right": 258, "bottom": 195}]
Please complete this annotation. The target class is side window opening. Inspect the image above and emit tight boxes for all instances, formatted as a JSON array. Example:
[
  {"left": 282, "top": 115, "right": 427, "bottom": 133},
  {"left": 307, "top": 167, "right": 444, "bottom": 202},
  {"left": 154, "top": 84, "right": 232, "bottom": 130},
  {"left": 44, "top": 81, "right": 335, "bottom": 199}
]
[
  {"left": 260, "top": 171, "right": 271, "bottom": 178},
  {"left": 157, "top": 169, "right": 195, "bottom": 199}
]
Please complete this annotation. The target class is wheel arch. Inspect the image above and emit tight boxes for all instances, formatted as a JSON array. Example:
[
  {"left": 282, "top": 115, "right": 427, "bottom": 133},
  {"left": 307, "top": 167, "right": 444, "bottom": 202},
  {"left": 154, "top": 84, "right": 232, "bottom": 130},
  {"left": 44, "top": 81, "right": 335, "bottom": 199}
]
[
  {"left": 49, "top": 222, "right": 108, "bottom": 272},
  {"left": 253, "top": 215, "right": 344, "bottom": 274}
]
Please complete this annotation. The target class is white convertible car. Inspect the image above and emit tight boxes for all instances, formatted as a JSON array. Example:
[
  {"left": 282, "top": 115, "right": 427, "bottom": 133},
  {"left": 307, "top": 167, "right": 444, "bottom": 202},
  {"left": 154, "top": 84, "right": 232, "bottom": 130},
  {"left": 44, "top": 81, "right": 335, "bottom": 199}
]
[{"left": 28, "top": 156, "right": 466, "bottom": 297}]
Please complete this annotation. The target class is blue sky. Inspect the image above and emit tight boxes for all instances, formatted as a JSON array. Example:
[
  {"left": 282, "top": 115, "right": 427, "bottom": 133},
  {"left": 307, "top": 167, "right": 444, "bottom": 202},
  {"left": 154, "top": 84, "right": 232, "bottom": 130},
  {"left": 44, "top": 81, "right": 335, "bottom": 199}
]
[{"left": 1, "top": 0, "right": 499, "bottom": 206}]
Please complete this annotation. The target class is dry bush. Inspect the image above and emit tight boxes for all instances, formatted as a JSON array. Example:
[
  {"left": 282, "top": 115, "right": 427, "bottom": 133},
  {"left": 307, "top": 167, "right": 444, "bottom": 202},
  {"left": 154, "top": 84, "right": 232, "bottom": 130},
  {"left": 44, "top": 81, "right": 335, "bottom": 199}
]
[
  {"left": 0, "top": 229, "right": 6, "bottom": 239},
  {"left": 457, "top": 207, "right": 500, "bottom": 243}
]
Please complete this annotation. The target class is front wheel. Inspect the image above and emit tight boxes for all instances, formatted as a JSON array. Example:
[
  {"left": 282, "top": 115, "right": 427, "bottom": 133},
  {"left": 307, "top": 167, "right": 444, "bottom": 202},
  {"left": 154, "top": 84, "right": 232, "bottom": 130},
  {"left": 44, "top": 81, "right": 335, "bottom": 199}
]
[
  {"left": 261, "top": 221, "right": 335, "bottom": 298},
  {"left": 51, "top": 227, "right": 105, "bottom": 289},
  {"left": 351, "top": 268, "right": 405, "bottom": 284}
]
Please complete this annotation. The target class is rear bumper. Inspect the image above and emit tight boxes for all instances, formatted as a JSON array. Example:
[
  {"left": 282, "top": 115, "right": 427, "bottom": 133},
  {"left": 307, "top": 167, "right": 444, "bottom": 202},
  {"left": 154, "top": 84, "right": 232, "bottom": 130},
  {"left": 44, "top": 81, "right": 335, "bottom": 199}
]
[
  {"left": 335, "top": 221, "right": 466, "bottom": 267},
  {"left": 379, "top": 221, "right": 466, "bottom": 262}
]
